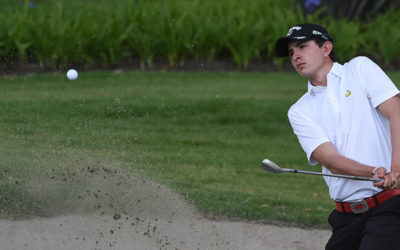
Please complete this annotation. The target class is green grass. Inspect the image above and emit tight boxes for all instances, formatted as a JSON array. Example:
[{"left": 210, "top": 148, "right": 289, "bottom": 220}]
[{"left": 3, "top": 71, "right": 399, "bottom": 226}]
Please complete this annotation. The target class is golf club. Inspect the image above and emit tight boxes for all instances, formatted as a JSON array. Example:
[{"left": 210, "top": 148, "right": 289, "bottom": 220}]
[{"left": 261, "top": 159, "right": 383, "bottom": 182}]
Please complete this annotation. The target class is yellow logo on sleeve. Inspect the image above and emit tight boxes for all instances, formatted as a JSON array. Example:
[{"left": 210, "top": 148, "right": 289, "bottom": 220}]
[{"left": 345, "top": 90, "right": 351, "bottom": 97}]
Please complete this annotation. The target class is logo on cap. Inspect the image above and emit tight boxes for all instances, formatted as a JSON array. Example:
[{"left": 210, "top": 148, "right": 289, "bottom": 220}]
[
  {"left": 287, "top": 26, "right": 302, "bottom": 36},
  {"left": 312, "top": 30, "right": 322, "bottom": 35}
]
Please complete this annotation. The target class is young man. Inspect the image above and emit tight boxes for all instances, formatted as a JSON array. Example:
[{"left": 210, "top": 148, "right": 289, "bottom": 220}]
[{"left": 275, "top": 23, "right": 400, "bottom": 249}]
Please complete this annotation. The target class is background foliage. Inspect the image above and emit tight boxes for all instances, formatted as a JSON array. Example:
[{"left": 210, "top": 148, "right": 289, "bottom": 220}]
[{"left": 1, "top": 0, "right": 400, "bottom": 71}]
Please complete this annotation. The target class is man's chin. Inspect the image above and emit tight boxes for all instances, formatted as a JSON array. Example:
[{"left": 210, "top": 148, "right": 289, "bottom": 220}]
[{"left": 296, "top": 70, "right": 309, "bottom": 78}]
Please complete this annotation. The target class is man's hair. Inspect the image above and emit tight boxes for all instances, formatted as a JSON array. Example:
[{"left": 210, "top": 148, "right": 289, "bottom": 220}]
[{"left": 314, "top": 38, "right": 337, "bottom": 62}]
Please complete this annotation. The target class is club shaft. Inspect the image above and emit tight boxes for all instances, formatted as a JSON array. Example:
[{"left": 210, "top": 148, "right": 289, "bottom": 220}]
[{"left": 283, "top": 168, "right": 382, "bottom": 182}]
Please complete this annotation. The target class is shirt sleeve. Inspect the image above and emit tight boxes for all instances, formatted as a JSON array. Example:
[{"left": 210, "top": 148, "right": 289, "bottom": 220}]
[
  {"left": 288, "top": 103, "right": 330, "bottom": 166},
  {"left": 355, "top": 56, "right": 400, "bottom": 108}
]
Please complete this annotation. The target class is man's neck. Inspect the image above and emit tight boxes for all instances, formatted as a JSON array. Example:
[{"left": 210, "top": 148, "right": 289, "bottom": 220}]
[{"left": 309, "top": 60, "right": 334, "bottom": 87}]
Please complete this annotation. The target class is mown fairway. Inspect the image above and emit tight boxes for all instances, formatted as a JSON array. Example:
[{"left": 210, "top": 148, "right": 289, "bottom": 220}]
[{"left": 2, "top": 71, "right": 399, "bottom": 227}]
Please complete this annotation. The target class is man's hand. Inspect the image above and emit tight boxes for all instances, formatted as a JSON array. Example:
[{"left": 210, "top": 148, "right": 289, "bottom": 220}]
[{"left": 373, "top": 167, "right": 400, "bottom": 189}]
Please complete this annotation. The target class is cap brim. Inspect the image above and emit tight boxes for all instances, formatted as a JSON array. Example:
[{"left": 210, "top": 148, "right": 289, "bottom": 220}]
[
  {"left": 275, "top": 37, "right": 316, "bottom": 57},
  {"left": 275, "top": 37, "right": 291, "bottom": 57}
]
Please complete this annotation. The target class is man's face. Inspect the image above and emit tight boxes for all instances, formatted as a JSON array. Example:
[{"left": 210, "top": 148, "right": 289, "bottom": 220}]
[{"left": 288, "top": 40, "right": 327, "bottom": 78}]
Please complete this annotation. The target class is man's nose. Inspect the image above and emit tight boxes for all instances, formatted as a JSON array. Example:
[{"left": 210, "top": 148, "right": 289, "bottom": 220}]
[{"left": 292, "top": 50, "right": 301, "bottom": 61}]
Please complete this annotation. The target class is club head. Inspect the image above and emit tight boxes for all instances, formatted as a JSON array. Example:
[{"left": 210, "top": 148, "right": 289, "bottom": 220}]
[{"left": 261, "top": 159, "right": 285, "bottom": 173}]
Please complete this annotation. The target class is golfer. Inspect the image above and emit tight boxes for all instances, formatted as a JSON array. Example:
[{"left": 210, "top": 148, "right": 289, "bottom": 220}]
[{"left": 275, "top": 23, "right": 400, "bottom": 249}]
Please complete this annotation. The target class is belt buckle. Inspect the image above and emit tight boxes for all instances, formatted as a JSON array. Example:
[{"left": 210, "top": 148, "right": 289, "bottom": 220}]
[{"left": 350, "top": 200, "right": 369, "bottom": 214}]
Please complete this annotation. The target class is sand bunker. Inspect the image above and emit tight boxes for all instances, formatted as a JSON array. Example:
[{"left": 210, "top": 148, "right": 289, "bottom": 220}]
[{"left": 0, "top": 165, "right": 330, "bottom": 249}]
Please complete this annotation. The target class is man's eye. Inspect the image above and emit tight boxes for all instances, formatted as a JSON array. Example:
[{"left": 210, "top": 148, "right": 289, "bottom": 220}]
[{"left": 288, "top": 51, "right": 293, "bottom": 57}]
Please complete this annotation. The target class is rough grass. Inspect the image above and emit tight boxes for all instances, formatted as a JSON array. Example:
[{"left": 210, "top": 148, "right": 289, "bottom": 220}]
[{"left": 2, "top": 71, "right": 399, "bottom": 226}]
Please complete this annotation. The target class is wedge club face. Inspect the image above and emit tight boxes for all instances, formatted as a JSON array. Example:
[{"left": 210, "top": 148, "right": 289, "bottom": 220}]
[{"left": 261, "top": 159, "right": 286, "bottom": 173}]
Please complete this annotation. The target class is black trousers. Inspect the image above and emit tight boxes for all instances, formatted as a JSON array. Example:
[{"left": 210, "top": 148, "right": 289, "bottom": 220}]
[{"left": 325, "top": 195, "right": 400, "bottom": 250}]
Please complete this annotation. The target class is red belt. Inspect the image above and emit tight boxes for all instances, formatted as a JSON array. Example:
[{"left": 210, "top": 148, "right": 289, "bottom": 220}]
[{"left": 335, "top": 189, "right": 400, "bottom": 214}]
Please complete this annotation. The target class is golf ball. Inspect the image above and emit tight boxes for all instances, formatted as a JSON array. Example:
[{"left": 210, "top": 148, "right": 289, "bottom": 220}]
[{"left": 67, "top": 69, "right": 78, "bottom": 80}]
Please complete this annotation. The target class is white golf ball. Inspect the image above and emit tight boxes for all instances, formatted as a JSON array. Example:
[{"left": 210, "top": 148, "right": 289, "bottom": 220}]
[{"left": 67, "top": 69, "right": 78, "bottom": 80}]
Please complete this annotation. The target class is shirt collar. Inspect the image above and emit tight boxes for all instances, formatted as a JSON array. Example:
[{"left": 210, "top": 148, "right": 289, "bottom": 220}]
[
  {"left": 307, "top": 62, "right": 343, "bottom": 94},
  {"left": 329, "top": 62, "right": 343, "bottom": 78}
]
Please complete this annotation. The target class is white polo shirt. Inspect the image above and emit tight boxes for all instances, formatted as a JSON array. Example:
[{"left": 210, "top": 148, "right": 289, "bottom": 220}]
[{"left": 288, "top": 56, "right": 400, "bottom": 202}]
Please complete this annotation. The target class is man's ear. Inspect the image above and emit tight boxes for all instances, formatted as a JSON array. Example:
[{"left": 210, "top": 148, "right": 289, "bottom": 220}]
[{"left": 323, "top": 41, "right": 333, "bottom": 57}]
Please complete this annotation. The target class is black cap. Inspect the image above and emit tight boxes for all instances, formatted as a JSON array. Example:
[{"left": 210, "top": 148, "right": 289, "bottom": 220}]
[{"left": 275, "top": 23, "right": 333, "bottom": 57}]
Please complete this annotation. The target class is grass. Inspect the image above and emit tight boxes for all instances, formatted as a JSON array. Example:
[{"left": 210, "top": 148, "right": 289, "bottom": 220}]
[{"left": 3, "top": 70, "right": 399, "bottom": 226}]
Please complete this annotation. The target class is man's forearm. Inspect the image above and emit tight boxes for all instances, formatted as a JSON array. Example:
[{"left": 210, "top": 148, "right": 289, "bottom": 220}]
[
  {"left": 323, "top": 153, "right": 376, "bottom": 177},
  {"left": 390, "top": 112, "right": 400, "bottom": 173},
  {"left": 312, "top": 142, "right": 376, "bottom": 177},
  {"left": 377, "top": 95, "right": 400, "bottom": 173}
]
